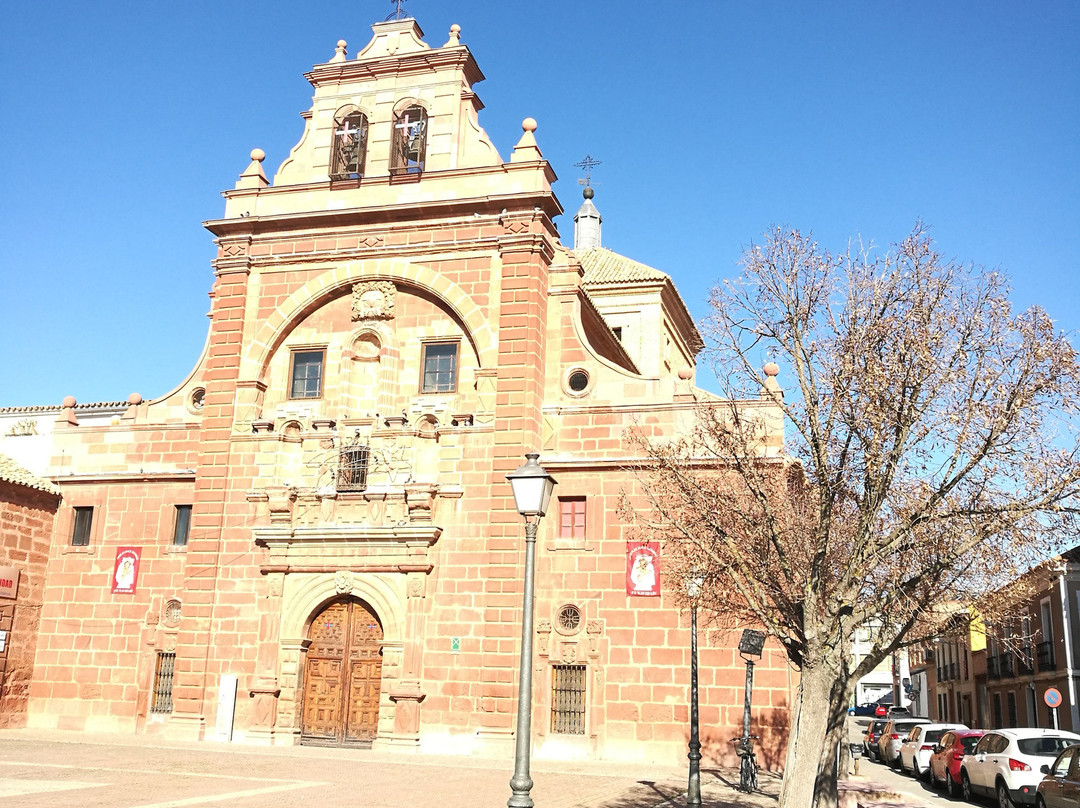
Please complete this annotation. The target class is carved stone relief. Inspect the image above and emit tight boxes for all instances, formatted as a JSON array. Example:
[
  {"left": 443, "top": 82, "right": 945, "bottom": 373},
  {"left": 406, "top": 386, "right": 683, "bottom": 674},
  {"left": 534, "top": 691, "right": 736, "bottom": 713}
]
[{"left": 352, "top": 281, "right": 396, "bottom": 321}]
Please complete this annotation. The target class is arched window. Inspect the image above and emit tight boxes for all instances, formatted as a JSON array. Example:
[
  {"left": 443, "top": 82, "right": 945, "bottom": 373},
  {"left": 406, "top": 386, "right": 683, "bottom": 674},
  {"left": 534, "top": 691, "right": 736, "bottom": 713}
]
[
  {"left": 391, "top": 105, "right": 427, "bottom": 175},
  {"left": 330, "top": 110, "right": 368, "bottom": 180}
]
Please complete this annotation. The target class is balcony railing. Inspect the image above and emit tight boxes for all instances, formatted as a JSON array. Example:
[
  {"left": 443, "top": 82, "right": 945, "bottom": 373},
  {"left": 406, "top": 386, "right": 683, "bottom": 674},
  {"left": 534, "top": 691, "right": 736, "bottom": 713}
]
[
  {"left": 1037, "top": 641, "right": 1057, "bottom": 672},
  {"left": 988, "top": 654, "right": 1016, "bottom": 680},
  {"left": 1017, "top": 649, "right": 1034, "bottom": 676}
]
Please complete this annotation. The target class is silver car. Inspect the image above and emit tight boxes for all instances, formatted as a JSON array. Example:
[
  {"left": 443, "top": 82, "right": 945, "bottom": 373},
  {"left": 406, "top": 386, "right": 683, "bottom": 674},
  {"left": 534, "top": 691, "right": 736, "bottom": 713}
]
[{"left": 877, "top": 717, "right": 930, "bottom": 767}]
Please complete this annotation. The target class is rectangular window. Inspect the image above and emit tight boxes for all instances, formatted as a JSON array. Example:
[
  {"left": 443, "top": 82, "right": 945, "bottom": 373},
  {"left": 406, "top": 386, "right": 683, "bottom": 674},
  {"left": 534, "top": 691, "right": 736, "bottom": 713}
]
[
  {"left": 559, "top": 497, "right": 586, "bottom": 540},
  {"left": 550, "top": 664, "right": 586, "bottom": 735},
  {"left": 72, "top": 506, "right": 93, "bottom": 546},
  {"left": 992, "top": 692, "right": 1003, "bottom": 727},
  {"left": 1007, "top": 691, "right": 1018, "bottom": 726},
  {"left": 172, "top": 505, "right": 192, "bottom": 547},
  {"left": 421, "top": 342, "right": 458, "bottom": 393},
  {"left": 151, "top": 651, "right": 176, "bottom": 713},
  {"left": 337, "top": 445, "right": 370, "bottom": 492},
  {"left": 289, "top": 350, "right": 325, "bottom": 399}
]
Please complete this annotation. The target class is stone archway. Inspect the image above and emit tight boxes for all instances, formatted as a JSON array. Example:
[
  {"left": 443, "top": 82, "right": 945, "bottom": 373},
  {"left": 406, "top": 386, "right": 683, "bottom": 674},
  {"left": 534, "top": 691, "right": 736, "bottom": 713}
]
[{"left": 300, "top": 596, "right": 384, "bottom": 747}]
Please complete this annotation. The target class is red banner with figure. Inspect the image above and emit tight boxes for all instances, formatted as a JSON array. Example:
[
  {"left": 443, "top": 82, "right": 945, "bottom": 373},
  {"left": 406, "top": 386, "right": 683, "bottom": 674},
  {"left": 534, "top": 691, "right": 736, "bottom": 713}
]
[
  {"left": 626, "top": 542, "right": 660, "bottom": 596},
  {"left": 111, "top": 547, "right": 141, "bottom": 594}
]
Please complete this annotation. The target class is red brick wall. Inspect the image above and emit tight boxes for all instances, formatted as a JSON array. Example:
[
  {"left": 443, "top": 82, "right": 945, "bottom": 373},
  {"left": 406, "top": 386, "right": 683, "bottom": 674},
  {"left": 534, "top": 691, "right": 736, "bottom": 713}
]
[{"left": 0, "top": 481, "right": 59, "bottom": 727}]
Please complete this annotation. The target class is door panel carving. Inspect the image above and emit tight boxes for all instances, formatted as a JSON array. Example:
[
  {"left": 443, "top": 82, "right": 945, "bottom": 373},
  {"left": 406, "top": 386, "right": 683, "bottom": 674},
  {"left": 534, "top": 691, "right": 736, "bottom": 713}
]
[{"left": 301, "top": 598, "right": 383, "bottom": 747}]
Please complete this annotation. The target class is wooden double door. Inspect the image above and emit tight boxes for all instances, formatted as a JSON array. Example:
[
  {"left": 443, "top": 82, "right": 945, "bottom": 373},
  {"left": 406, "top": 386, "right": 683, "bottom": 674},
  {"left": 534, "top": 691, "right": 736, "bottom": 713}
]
[{"left": 301, "top": 598, "right": 384, "bottom": 747}]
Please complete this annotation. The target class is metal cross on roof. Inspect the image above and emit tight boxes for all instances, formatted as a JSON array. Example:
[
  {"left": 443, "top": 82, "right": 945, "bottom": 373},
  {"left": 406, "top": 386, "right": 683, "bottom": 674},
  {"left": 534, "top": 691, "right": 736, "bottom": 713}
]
[
  {"left": 574, "top": 154, "right": 602, "bottom": 187},
  {"left": 386, "top": 0, "right": 411, "bottom": 21}
]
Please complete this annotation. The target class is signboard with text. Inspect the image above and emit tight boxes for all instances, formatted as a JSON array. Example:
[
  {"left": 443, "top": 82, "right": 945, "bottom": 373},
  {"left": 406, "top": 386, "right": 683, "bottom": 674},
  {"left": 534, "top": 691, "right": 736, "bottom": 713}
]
[
  {"left": 111, "top": 547, "right": 141, "bottom": 595},
  {"left": 0, "top": 566, "right": 19, "bottom": 600},
  {"left": 626, "top": 542, "right": 661, "bottom": 597}
]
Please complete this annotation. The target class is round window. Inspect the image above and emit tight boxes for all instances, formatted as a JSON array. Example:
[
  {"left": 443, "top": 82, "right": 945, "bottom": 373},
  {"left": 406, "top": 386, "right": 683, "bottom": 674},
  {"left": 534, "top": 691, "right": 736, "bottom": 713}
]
[
  {"left": 163, "top": 599, "right": 182, "bottom": 626},
  {"left": 567, "top": 370, "right": 590, "bottom": 394},
  {"left": 188, "top": 387, "right": 205, "bottom": 414},
  {"left": 556, "top": 604, "right": 582, "bottom": 634}
]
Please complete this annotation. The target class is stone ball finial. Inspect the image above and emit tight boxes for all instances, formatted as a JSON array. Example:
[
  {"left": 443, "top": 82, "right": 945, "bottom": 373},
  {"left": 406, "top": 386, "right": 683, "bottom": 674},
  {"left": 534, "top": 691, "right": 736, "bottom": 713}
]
[
  {"left": 763, "top": 362, "right": 780, "bottom": 377},
  {"left": 337, "top": 39, "right": 347, "bottom": 50},
  {"left": 522, "top": 117, "right": 537, "bottom": 133},
  {"left": 583, "top": 186, "right": 594, "bottom": 200},
  {"left": 128, "top": 392, "right": 143, "bottom": 405},
  {"left": 677, "top": 368, "right": 693, "bottom": 380},
  {"left": 250, "top": 148, "right": 265, "bottom": 162},
  {"left": 62, "top": 395, "right": 76, "bottom": 408},
  {"left": 450, "top": 24, "right": 460, "bottom": 34}
]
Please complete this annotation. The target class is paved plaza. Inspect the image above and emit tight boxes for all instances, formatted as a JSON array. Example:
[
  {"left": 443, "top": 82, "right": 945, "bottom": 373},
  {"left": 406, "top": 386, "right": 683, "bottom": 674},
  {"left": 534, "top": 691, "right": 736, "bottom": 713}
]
[{"left": 0, "top": 730, "right": 781, "bottom": 808}]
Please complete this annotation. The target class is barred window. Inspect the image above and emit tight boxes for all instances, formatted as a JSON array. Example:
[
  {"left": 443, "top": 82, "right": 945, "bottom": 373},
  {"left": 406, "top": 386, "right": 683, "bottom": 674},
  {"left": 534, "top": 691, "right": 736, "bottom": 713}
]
[
  {"left": 330, "top": 110, "right": 369, "bottom": 180},
  {"left": 551, "top": 664, "right": 586, "bottom": 735},
  {"left": 151, "top": 651, "right": 176, "bottom": 713},
  {"left": 391, "top": 105, "right": 427, "bottom": 175},
  {"left": 337, "top": 446, "right": 370, "bottom": 492}
]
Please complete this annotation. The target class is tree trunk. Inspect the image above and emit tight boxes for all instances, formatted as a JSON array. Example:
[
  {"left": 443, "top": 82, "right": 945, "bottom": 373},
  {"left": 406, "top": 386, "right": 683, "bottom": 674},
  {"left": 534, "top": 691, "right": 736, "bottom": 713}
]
[{"left": 777, "top": 658, "right": 854, "bottom": 808}]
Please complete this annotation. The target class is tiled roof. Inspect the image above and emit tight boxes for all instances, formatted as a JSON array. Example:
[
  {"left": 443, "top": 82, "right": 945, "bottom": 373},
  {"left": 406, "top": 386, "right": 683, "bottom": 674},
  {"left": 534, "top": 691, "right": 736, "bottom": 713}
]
[
  {"left": 0, "top": 454, "right": 60, "bottom": 496},
  {"left": 577, "top": 247, "right": 670, "bottom": 285}
]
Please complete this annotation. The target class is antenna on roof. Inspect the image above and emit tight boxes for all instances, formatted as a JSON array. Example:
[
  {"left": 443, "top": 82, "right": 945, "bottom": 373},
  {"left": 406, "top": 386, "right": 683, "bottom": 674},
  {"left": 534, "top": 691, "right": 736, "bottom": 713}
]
[
  {"left": 574, "top": 154, "right": 602, "bottom": 189},
  {"left": 386, "top": 0, "right": 411, "bottom": 21}
]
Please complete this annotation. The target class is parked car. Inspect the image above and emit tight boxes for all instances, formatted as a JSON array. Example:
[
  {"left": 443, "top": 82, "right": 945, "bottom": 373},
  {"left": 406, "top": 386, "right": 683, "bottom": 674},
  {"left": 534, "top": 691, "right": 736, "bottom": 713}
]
[
  {"left": 898, "top": 722, "right": 967, "bottom": 779},
  {"left": 850, "top": 702, "right": 888, "bottom": 717},
  {"left": 887, "top": 706, "right": 913, "bottom": 718},
  {"left": 928, "top": 729, "right": 985, "bottom": 797},
  {"left": 878, "top": 718, "right": 930, "bottom": 767},
  {"left": 960, "top": 728, "right": 1080, "bottom": 806},
  {"left": 1036, "top": 743, "right": 1080, "bottom": 808},
  {"left": 865, "top": 719, "right": 889, "bottom": 759}
]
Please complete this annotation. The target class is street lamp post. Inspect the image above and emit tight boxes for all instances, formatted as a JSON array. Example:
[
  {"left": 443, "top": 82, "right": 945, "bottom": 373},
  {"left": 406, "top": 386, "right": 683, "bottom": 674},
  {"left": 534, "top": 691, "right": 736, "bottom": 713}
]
[
  {"left": 685, "top": 572, "right": 705, "bottom": 808},
  {"left": 505, "top": 453, "right": 557, "bottom": 808}
]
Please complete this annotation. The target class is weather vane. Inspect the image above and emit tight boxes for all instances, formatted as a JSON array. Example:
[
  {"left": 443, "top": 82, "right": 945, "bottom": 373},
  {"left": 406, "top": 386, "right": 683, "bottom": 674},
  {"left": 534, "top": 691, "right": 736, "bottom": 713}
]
[
  {"left": 574, "top": 154, "right": 602, "bottom": 188},
  {"left": 386, "top": 0, "right": 410, "bottom": 21}
]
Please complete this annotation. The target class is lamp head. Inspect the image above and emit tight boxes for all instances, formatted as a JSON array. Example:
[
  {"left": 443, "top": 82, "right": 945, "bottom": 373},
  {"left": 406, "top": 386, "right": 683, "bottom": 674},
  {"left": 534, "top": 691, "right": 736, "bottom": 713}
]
[
  {"left": 506, "top": 452, "right": 557, "bottom": 518},
  {"left": 738, "top": 628, "right": 767, "bottom": 658}
]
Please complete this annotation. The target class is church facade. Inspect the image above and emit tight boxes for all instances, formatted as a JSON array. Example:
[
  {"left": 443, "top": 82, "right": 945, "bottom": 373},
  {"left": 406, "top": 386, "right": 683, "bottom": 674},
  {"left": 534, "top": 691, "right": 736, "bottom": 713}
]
[{"left": 7, "top": 18, "right": 794, "bottom": 767}]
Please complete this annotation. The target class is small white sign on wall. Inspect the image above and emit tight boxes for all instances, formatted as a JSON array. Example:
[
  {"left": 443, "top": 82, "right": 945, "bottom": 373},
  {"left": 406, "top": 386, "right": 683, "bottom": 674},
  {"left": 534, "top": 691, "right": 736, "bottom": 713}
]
[
  {"left": 0, "top": 629, "right": 7, "bottom": 653},
  {"left": 215, "top": 674, "right": 238, "bottom": 742}
]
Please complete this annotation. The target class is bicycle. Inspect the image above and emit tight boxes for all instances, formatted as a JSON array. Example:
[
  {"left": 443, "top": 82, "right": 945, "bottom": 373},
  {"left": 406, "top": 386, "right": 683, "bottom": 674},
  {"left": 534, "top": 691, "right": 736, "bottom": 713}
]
[{"left": 731, "top": 734, "right": 760, "bottom": 793}]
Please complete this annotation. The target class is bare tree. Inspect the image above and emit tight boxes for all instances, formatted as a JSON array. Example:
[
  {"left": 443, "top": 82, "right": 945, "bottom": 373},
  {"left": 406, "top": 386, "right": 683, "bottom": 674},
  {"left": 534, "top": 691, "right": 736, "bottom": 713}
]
[{"left": 621, "top": 225, "right": 1080, "bottom": 808}]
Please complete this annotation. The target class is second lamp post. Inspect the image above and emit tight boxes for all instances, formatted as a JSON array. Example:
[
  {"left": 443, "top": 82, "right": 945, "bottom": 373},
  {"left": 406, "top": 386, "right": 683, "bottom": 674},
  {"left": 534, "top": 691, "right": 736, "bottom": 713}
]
[{"left": 505, "top": 453, "right": 557, "bottom": 808}]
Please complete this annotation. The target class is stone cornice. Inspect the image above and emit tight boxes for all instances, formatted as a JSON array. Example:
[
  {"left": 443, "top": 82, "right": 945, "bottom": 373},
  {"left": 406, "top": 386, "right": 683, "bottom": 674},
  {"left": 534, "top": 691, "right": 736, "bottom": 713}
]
[{"left": 306, "top": 46, "right": 485, "bottom": 92}]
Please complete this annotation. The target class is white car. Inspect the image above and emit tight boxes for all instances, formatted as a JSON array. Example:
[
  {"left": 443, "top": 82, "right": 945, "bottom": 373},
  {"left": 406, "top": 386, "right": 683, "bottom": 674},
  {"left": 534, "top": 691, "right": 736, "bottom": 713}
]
[
  {"left": 959, "top": 728, "right": 1080, "bottom": 807},
  {"left": 898, "top": 722, "right": 967, "bottom": 779},
  {"left": 878, "top": 717, "right": 931, "bottom": 767}
]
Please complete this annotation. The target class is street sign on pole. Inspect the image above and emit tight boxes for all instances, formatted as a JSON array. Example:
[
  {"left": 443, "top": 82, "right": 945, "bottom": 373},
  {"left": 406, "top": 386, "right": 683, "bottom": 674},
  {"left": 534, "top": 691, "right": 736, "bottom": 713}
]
[{"left": 1045, "top": 687, "right": 1063, "bottom": 708}]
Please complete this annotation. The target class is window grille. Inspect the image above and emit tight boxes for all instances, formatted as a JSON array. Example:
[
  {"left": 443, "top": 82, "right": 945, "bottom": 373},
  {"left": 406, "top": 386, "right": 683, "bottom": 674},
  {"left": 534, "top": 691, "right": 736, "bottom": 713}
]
[
  {"left": 337, "top": 445, "right": 370, "bottom": 492},
  {"left": 330, "top": 110, "right": 369, "bottom": 180},
  {"left": 550, "top": 664, "right": 586, "bottom": 735},
  {"left": 391, "top": 106, "right": 427, "bottom": 175},
  {"left": 151, "top": 651, "right": 176, "bottom": 714},
  {"left": 556, "top": 605, "right": 581, "bottom": 634},
  {"left": 72, "top": 506, "right": 93, "bottom": 546}
]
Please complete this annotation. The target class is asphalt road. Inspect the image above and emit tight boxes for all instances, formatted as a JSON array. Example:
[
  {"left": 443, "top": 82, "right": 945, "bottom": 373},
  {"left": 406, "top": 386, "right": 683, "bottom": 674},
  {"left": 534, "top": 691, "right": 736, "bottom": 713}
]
[{"left": 848, "top": 716, "right": 959, "bottom": 807}]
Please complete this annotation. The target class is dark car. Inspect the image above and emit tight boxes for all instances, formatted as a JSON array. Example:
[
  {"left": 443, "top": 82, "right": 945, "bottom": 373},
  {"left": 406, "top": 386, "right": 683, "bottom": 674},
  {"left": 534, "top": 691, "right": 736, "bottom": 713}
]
[
  {"left": 928, "top": 729, "right": 985, "bottom": 797},
  {"left": 849, "top": 702, "right": 888, "bottom": 717},
  {"left": 865, "top": 719, "right": 889, "bottom": 759},
  {"left": 1037, "top": 744, "right": 1080, "bottom": 807}
]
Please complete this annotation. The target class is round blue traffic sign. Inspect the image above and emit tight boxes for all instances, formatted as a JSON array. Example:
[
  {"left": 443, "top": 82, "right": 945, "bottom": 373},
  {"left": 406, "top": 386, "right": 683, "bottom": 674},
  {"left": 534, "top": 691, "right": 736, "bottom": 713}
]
[{"left": 1045, "top": 688, "right": 1063, "bottom": 708}]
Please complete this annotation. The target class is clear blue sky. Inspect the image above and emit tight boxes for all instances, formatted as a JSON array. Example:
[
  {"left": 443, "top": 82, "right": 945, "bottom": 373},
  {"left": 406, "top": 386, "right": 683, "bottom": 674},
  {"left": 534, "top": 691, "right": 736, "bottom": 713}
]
[{"left": 1, "top": 1, "right": 1077, "bottom": 407}]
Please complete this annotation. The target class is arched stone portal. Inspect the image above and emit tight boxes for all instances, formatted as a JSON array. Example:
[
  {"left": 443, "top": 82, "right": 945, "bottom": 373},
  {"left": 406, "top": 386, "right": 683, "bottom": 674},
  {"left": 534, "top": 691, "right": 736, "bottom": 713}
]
[{"left": 300, "top": 597, "right": 384, "bottom": 747}]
